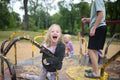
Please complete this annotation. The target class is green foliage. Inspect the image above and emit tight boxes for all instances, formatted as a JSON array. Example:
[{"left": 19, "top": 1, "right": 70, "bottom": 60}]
[
  {"left": 0, "top": 0, "right": 21, "bottom": 30},
  {"left": 0, "top": 0, "right": 119, "bottom": 37},
  {"left": 106, "top": 0, "right": 120, "bottom": 37},
  {"left": 28, "top": 0, "right": 52, "bottom": 30},
  {"left": 0, "top": 1, "right": 11, "bottom": 30},
  {"left": 76, "top": 2, "right": 90, "bottom": 18},
  {"left": 56, "top": 1, "right": 90, "bottom": 35},
  {"left": 8, "top": 12, "right": 21, "bottom": 30},
  {"left": 50, "top": 13, "right": 61, "bottom": 25}
]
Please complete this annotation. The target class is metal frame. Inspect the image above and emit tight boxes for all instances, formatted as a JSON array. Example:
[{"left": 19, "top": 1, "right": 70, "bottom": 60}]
[{"left": 81, "top": 20, "right": 120, "bottom": 80}]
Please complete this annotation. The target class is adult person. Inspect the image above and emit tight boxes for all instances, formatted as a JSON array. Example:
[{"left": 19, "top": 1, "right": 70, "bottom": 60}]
[{"left": 81, "top": 0, "right": 107, "bottom": 78}]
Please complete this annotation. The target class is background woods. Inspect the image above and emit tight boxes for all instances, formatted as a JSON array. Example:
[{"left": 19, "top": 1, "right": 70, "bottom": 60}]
[{"left": 0, "top": 0, "right": 120, "bottom": 36}]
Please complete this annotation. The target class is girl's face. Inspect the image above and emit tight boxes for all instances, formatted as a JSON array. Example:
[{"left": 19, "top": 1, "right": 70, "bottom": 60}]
[
  {"left": 64, "top": 37, "right": 68, "bottom": 43},
  {"left": 50, "top": 26, "right": 61, "bottom": 44}
]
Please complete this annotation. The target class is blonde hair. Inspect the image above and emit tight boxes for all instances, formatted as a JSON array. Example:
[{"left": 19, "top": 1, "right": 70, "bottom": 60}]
[
  {"left": 44, "top": 24, "right": 62, "bottom": 47},
  {"left": 63, "top": 34, "right": 71, "bottom": 41}
]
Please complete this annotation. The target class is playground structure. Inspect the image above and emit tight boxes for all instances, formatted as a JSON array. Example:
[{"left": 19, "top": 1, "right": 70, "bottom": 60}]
[
  {"left": 0, "top": 21, "right": 120, "bottom": 80},
  {"left": 66, "top": 33, "right": 120, "bottom": 80},
  {"left": 0, "top": 31, "right": 47, "bottom": 80},
  {"left": 66, "top": 20, "right": 120, "bottom": 80}
]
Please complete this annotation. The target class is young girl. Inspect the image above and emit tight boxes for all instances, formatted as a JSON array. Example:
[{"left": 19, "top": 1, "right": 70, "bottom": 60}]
[
  {"left": 40, "top": 24, "right": 65, "bottom": 80},
  {"left": 63, "top": 34, "right": 74, "bottom": 58}
]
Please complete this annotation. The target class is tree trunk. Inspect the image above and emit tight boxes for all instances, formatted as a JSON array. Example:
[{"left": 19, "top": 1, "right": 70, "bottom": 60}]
[{"left": 23, "top": 0, "right": 29, "bottom": 30}]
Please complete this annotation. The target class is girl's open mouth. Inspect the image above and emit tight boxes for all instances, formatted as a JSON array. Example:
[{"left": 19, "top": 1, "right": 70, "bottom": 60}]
[{"left": 53, "top": 36, "right": 57, "bottom": 40}]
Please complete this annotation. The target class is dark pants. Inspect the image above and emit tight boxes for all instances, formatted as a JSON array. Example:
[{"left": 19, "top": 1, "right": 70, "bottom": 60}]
[{"left": 88, "top": 25, "right": 107, "bottom": 50}]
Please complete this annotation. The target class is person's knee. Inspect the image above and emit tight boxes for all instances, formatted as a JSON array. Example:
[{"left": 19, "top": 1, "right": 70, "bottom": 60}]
[{"left": 88, "top": 49, "right": 94, "bottom": 54}]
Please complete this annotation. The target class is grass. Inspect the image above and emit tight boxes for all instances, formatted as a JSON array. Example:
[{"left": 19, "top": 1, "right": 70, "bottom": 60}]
[
  {"left": 0, "top": 31, "right": 44, "bottom": 41},
  {"left": 0, "top": 30, "right": 119, "bottom": 45}
]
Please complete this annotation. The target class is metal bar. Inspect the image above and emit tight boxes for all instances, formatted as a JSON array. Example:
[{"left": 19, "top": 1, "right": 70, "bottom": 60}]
[
  {"left": 0, "top": 54, "right": 16, "bottom": 80},
  {"left": 14, "top": 43, "right": 17, "bottom": 65},
  {"left": 100, "top": 50, "right": 120, "bottom": 79},
  {"left": 106, "top": 20, "right": 120, "bottom": 24},
  {"left": 104, "top": 33, "right": 120, "bottom": 56}
]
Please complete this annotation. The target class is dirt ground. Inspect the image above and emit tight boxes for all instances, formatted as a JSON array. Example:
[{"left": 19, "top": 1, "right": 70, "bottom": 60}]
[
  {"left": 0, "top": 40, "right": 120, "bottom": 80},
  {"left": 3, "top": 41, "right": 120, "bottom": 62}
]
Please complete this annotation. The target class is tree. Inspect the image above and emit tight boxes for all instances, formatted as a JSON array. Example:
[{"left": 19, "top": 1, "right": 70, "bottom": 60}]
[
  {"left": 58, "top": 1, "right": 71, "bottom": 33},
  {"left": 28, "top": 0, "right": 41, "bottom": 30},
  {"left": 75, "top": 2, "right": 90, "bottom": 35},
  {"left": 9, "top": 11, "right": 21, "bottom": 29},
  {"left": 57, "top": 1, "right": 90, "bottom": 34},
  {"left": 106, "top": 0, "right": 120, "bottom": 36},
  {"left": 41, "top": 0, "right": 53, "bottom": 28},
  {"left": 0, "top": 0, "right": 10, "bottom": 30},
  {"left": 27, "top": 0, "right": 55, "bottom": 30},
  {"left": 23, "top": 0, "right": 29, "bottom": 30}
]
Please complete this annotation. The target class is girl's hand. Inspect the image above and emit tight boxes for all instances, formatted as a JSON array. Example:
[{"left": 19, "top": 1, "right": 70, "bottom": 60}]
[
  {"left": 43, "top": 59, "right": 50, "bottom": 65},
  {"left": 43, "top": 59, "right": 47, "bottom": 64}
]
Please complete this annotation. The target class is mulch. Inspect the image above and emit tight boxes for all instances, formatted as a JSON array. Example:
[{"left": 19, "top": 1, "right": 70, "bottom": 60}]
[{"left": 1, "top": 56, "right": 120, "bottom": 80}]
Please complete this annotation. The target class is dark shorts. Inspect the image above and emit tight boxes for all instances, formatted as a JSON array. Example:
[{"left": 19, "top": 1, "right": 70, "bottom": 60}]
[{"left": 88, "top": 25, "right": 107, "bottom": 50}]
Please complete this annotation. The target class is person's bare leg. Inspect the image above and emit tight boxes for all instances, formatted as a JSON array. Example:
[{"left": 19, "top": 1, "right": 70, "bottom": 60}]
[{"left": 88, "top": 49, "right": 100, "bottom": 76}]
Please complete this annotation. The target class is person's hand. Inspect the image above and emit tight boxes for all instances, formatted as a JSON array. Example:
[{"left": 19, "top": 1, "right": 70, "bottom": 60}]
[
  {"left": 81, "top": 18, "right": 90, "bottom": 23},
  {"left": 90, "top": 27, "right": 96, "bottom": 36},
  {"left": 81, "top": 18, "right": 87, "bottom": 23},
  {"left": 43, "top": 59, "right": 50, "bottom": 65},
  {"left": 43, "top": 59, "right": 47, "bottom": 64}
]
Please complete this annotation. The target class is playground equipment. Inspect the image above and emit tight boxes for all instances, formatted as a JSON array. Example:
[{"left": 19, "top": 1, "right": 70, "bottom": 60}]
[
  {"left": 0, "top": 32, "right": 28, "bottom": 65},
  {"left": 0, "top": 21, "right": 120, "bottom": 80},
  {"left": 0, "top": 31, "right": 44, "bottom": 80},
  {"left": 0, "top": 30, "right": 60, "bottom": 80},
  {"left": 0, "top": 54, "right": 16, "bottom": 80},
  {"left": 0, "top": 35, "right": 50, "bottom": 80},
  {"left": 79, "top": 37, "right": 89, "bottom": 66},
  {"left": 100, "top": 33, "right": 120, "bottom": 80},
  {"left": 32, "top": 35, "right": 45, "bottom": 65},
  {"left": 0, "top": 32, "right": 28, "bottom": 80},
  {"left": 66, "top": 21, "right": 120, "bottom": 80},
  {"left": 31, "top": 30, "right": 47, "bottom": 64}
]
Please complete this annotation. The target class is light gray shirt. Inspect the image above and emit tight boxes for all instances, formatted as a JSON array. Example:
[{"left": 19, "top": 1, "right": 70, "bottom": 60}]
[{"left": 89, "top": 0, "right": 106, "bottom": 29}]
